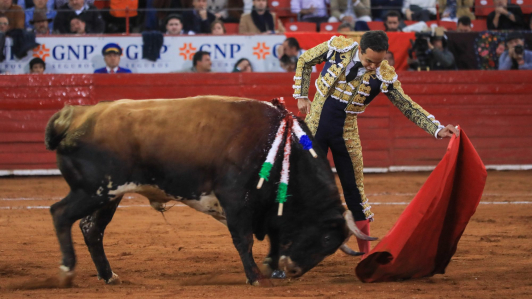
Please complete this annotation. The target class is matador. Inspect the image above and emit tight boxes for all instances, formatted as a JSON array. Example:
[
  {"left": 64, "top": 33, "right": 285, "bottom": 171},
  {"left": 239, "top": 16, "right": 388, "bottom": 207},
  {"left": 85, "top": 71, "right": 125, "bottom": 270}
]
[{"left": 292, "top": 31, "right": 459, "bottom": 254}]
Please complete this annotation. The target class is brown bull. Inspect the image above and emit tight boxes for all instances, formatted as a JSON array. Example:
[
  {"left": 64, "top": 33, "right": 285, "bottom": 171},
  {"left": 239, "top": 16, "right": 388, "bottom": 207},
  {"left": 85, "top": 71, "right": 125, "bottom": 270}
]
[{"left": 45, "top": 96, "right": 374, "bottom": 287}]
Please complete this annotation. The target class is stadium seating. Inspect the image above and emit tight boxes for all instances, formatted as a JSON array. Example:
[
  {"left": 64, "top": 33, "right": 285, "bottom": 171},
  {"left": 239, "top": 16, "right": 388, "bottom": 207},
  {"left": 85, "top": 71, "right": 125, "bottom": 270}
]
[
  {"left": 320, "top": 22, "right": 341, "bottom": 32},
  {"left": 224, "top": 23, "right": 239, "bottom": 34},
  {"left": 367, "top": 21, "right": 386, "bottom": 30},
  {"left": 285, "top": 22, "right": 317, "bottom": 32},
  {"left": 475, "top": 0, "right": 495, "bottom": 17},
  {"left": 270, "top": 0, "right": 296, "bottom": 17},
  {"left": 438, "top": 21, "right": 457, "bottom": 30},
  {"left": 512, "top": 0, "right": 532, "bottom": 13},
  {"left": 471, "top": 19, "right": 488, "bottom": 31}
]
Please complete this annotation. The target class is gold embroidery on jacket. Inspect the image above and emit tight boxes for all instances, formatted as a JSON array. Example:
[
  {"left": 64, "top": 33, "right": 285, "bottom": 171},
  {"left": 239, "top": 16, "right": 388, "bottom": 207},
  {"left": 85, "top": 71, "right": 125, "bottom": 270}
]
[
  {"left": 344, "top": 114, "right": 373, "bottom": 220},
  {"left": 386, "top": 80, "right": 438, "bottom": 136}
]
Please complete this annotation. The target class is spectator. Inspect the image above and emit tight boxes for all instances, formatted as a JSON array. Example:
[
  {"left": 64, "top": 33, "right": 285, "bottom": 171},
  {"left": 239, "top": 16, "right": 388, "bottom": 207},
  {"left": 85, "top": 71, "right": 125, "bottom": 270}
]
[
  {"left": 29, "top": 57, "right": 45, "bottom": 74},
  {"left": 279, "top": 37, "right": 301, "bottom": 58},
  {"left": 428, "top": 30, "right": 456, "bottom": 70},
  {"left": 290, "top": 0, "right": 329, "bottom": 24},
  {"left": 151, "top": 0, "right": 183, "bottom": 31},
  {"left": 183, "top": 0, "right": 216, "bottom": 34},
  {"left": 207, "top": 0, "right": 244, "bottom": 23},
  {"left": 70, "top": 15, "right": 85, "bottom": 34},
  {"left": 487, "top": 0, "right": 524, "bottom": 30},
  {"left": 456, "top": 16, "right": 471, "bottom": 32},
  {"left": 17, "top": 0, "right": 54, "bottom": 10},
  {"left": 280, "top": 54, "right": 297, "bottom": 72},
  {"left": 529, "top": 13, "right": 532, "bottom": 30},
  {"left": 499, "top": 32, "right": 532, "bottom": 70},
  {"left": 30, "top": 10, "right": 52, "bottom": 34},
  {"left": 55, "top": 0, "right": 95, "bottom": 8},
  {"left": 337, "top": 22, "right": 351, "bottom": 32},
  {"left": 239, "top": 0, "right": 285, "bottom": 33},
  {"left": 24, "top": 0, "right": 56, "bottom": 30},
  {"left": 330, "top": 0, "right": 372, "bottom": 25},
  {"left": 54, "top": 0, "right": 105, "bottom": 33},
  {"left": 402, "top": 0, "right": 437, "bottom": 21},
  {"left": 384, "top": 10, "right": 402, "bottom": 31},
  {"left": 210, "top": 19, "right": 225, "bottom": 34},
  {"left": 384, "top": 50, "right": 395, "bottom": 66},
  {"left": 232, "top": 58, "right": 252, "bottom": 72},
  {"left": 371, "top": 0, "right": 403, "bottom": 20},
  {"left": 94, "top": 43, "right": 132, "bottom": 73},
  {"left": 0, "top": 13, "right": 9, "bottom": 32},
  {"left": 190, "top": 50, "right": 212, "bottom": 72},
  {"left": 438, "top": 0, "right": 474, "bottom": 22},
  {"left": 165, "top": 14, "right": 184, "bottom": 34},
  {"left": 0, "top": 0, "right": 24, "bottom": 30}
]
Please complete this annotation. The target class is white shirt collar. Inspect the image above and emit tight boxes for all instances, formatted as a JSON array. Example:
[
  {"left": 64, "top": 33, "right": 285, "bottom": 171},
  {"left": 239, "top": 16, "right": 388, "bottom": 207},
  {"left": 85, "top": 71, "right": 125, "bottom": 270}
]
[
  {"left": 346, "top": 49, "right": 365, "bottom": 77},
  {"left": 71, "top": 4, "right": 89, "bottom": 15},
  {"left": 106, "top": 66, "right": 119, "bottom": 73},
  {"left": 354, "top": 49, "right": 361, "bottom": 63}
]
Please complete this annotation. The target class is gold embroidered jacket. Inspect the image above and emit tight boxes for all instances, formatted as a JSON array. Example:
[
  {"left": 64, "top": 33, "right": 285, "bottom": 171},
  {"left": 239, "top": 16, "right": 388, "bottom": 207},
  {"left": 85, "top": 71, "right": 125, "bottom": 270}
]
[{"left": 293, "top": 36, "right": 445, "bottom": 138}]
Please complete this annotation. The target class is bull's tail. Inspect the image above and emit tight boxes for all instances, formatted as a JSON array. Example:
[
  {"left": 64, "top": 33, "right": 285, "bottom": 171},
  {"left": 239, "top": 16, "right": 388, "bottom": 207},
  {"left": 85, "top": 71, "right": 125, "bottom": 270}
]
[{"left": 44, "top": 105, "right": 75, "bottom": 150}]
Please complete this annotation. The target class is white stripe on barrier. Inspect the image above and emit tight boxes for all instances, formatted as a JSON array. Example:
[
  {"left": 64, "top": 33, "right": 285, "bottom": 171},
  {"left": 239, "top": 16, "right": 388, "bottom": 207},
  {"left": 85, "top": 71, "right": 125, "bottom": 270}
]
[
  {"left": 2, "top": 164, "right": 532, "bottom": 177},
  {"left": 2, "top": 193, "right": 531, "bottom": 202},
  {"left": 2, "top": 201, "right": 532, "bottom": 210}
]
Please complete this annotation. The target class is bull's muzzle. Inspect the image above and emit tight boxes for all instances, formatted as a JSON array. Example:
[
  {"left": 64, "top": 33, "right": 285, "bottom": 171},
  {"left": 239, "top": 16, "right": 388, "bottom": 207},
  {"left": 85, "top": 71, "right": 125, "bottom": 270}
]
[{"left": 279, "top": 255, "right": 303, "bottom": 278}]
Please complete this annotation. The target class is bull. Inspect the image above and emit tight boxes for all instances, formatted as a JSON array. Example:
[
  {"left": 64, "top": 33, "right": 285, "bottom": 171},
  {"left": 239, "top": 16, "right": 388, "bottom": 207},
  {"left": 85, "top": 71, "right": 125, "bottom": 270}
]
[{"left": 44, "top": 96, "right": 375, "bottom": 287}]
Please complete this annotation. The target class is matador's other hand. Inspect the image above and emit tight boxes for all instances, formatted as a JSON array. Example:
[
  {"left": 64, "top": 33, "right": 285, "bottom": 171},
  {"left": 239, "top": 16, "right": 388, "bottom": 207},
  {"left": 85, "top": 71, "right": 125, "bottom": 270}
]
[
  {"left": 297, "top": 98, "right": 311, "bottom": 115},
  {"left": 437, "top": 124, "right": 460, "bottom": 138}
]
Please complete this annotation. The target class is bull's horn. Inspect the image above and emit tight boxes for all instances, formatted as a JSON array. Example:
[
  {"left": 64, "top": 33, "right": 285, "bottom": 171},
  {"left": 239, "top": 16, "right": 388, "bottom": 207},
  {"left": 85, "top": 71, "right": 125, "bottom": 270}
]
[
  {"left": 339, "top": 244, "right": 365, "bottom": 256},
  {"left": 343, "top": 210, "right": 378, "bottom": 241}
]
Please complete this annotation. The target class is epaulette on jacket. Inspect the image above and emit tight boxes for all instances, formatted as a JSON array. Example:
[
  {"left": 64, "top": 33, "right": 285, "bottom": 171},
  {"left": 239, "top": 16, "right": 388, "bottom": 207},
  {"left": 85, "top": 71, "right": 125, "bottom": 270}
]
[
  {"left": 375, "top": 60, "right": 398, "bottom": 93},
  {"left": 327, "top": 36, "right": 358, "bottom": 59}
]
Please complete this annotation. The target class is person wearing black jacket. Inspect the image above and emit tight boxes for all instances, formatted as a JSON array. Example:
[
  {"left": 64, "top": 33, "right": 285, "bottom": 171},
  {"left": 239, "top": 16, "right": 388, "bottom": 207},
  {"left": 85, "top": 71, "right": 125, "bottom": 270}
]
[
  {"left": 487, "top": 0, "right": 524, "bottom": 30},
  {"left": 428, "top": 33, "right": 456, "bottom": 70},
  {"left": 182, "top": 0, "right": 215, "bottom": 34},
  {"left": 53, "top": 0, "right": 104, "bottom": 34}
]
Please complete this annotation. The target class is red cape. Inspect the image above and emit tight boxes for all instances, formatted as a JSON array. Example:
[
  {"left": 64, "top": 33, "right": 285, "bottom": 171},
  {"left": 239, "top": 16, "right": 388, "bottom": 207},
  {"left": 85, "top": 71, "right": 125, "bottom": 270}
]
[{"left": 355, "top": 127, "right": 487, "bottom": 282}]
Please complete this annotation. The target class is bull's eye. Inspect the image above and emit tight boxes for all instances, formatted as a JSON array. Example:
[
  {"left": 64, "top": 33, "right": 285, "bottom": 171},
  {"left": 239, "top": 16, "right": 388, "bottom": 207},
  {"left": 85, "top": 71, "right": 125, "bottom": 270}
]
[{"left": 323, "top": 235, "right": 331, "bottom": 246}]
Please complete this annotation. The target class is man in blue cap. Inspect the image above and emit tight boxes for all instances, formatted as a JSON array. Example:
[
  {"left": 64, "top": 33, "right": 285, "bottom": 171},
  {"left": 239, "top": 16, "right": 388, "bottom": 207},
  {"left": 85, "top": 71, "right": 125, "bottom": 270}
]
[{"left": 94, "top": 43, "right": 132, "bottom": 74}]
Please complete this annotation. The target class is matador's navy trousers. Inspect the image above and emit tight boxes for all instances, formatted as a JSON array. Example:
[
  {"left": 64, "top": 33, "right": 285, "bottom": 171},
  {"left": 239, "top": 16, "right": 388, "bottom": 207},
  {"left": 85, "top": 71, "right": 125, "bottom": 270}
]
[{"left": 313, "top": 96, "right": 367, "bottom": 221}]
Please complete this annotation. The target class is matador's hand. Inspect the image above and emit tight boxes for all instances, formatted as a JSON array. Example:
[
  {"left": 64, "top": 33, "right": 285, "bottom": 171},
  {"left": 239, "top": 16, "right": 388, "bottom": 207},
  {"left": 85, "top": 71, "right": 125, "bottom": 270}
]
[
  {"left": 437, "top": 124, "right": 460, "bottom": 138},
  {"left": 297, "top": 98, "right": 311, "bottom": 115}
]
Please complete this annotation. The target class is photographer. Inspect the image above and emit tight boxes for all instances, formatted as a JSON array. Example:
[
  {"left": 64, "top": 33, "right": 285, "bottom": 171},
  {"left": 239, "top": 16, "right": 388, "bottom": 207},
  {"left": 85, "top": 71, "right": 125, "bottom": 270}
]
[
  {"left": 408, "top": 28, "right": 456, "bottom": 70},
  {"left": 498, "top": 32, "right": 532, "bottom": 70},
  {"left": 427, "top": 32, "right": 456, "bottom": 70}
]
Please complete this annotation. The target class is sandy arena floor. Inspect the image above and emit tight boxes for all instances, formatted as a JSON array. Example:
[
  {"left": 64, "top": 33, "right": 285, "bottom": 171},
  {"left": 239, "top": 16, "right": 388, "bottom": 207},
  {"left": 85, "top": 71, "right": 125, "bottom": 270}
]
[{"left": 0, "top": 171, "right": 531, "bottom": 298}]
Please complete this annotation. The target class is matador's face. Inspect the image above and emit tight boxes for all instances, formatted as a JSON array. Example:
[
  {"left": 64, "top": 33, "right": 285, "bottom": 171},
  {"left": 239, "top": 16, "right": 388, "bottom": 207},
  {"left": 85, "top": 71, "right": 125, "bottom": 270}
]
[{"left": 359, "top": 48, "right": 386, "bottom": 72}]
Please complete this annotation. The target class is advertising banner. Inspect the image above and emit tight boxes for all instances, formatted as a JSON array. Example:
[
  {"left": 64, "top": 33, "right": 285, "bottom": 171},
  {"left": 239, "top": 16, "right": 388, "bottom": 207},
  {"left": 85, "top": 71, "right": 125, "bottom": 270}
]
[{"left": 1, "top": 35, "right": 286, "bottom": 74}]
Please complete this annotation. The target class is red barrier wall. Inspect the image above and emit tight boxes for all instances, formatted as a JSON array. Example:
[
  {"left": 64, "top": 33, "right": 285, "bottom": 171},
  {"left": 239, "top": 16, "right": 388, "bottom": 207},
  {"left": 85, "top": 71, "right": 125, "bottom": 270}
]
[{"left": 1, "top": 71, "right": 532, "bottom": 171}]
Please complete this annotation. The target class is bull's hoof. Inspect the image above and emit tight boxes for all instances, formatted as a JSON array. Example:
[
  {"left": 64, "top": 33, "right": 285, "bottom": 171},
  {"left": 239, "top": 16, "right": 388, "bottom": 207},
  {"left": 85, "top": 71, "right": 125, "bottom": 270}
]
[
  {"left": 105, "top": 272, "right": 121, "bottom": 285},
  {"left": 246, "top": 278, "right": 273, "bottom": 287},
  {"left": 271, "top": 270, "right": 286, "bottom": 279},
  {"left": 58, "top": 265, "right": 75, "bottom": 288},
  {"left": 259, "top": 263, "right": 273, "bottom": 277}
]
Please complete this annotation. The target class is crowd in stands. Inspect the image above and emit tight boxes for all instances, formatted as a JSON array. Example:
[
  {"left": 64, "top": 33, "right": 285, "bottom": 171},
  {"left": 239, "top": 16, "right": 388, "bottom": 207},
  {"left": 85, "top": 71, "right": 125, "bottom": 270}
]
[
  {"left": 0, "top": 0, "right": 530, "bottom": 34},
  {"left": 1, "top": 0, "right": 531, "bottom": 73}
]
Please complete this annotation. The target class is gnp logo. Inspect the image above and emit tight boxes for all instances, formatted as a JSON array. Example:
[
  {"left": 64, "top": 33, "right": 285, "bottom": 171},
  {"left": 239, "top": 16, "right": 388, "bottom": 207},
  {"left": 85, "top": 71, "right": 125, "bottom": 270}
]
[
  {"left": 252, "top": 42, "right": 270, "bottom": 60},
  {"left": 32, "top": 44, "right": 50, "bottom": 61},
  {"left": 179, "top": 43, "right": 197, "bottom": 60}
]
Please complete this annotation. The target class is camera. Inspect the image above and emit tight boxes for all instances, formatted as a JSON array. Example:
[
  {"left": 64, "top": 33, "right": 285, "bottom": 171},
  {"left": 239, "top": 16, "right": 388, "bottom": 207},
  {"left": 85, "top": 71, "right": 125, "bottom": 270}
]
[
  {"left": 408, "top": 32, "right": 432, "bottom": 70},
  {"left": 514, "top": 45, "right": 524, "bottom": 55}
]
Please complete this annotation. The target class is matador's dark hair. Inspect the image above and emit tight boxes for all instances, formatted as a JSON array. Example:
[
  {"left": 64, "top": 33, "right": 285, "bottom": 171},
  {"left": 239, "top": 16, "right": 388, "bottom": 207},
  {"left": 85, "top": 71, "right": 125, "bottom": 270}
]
[{"left": 360, "top": 31, "right": 389, "bottom": 54}]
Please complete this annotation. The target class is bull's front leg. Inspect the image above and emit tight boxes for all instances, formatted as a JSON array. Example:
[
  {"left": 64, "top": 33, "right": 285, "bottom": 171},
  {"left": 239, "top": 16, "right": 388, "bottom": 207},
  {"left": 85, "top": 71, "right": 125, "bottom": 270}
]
[
  {"left": 225, "top": 211, "right": 272, "bottom": 287},
  {"left": 262, "top": 230, "right": 286, "bottom": 279}
]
